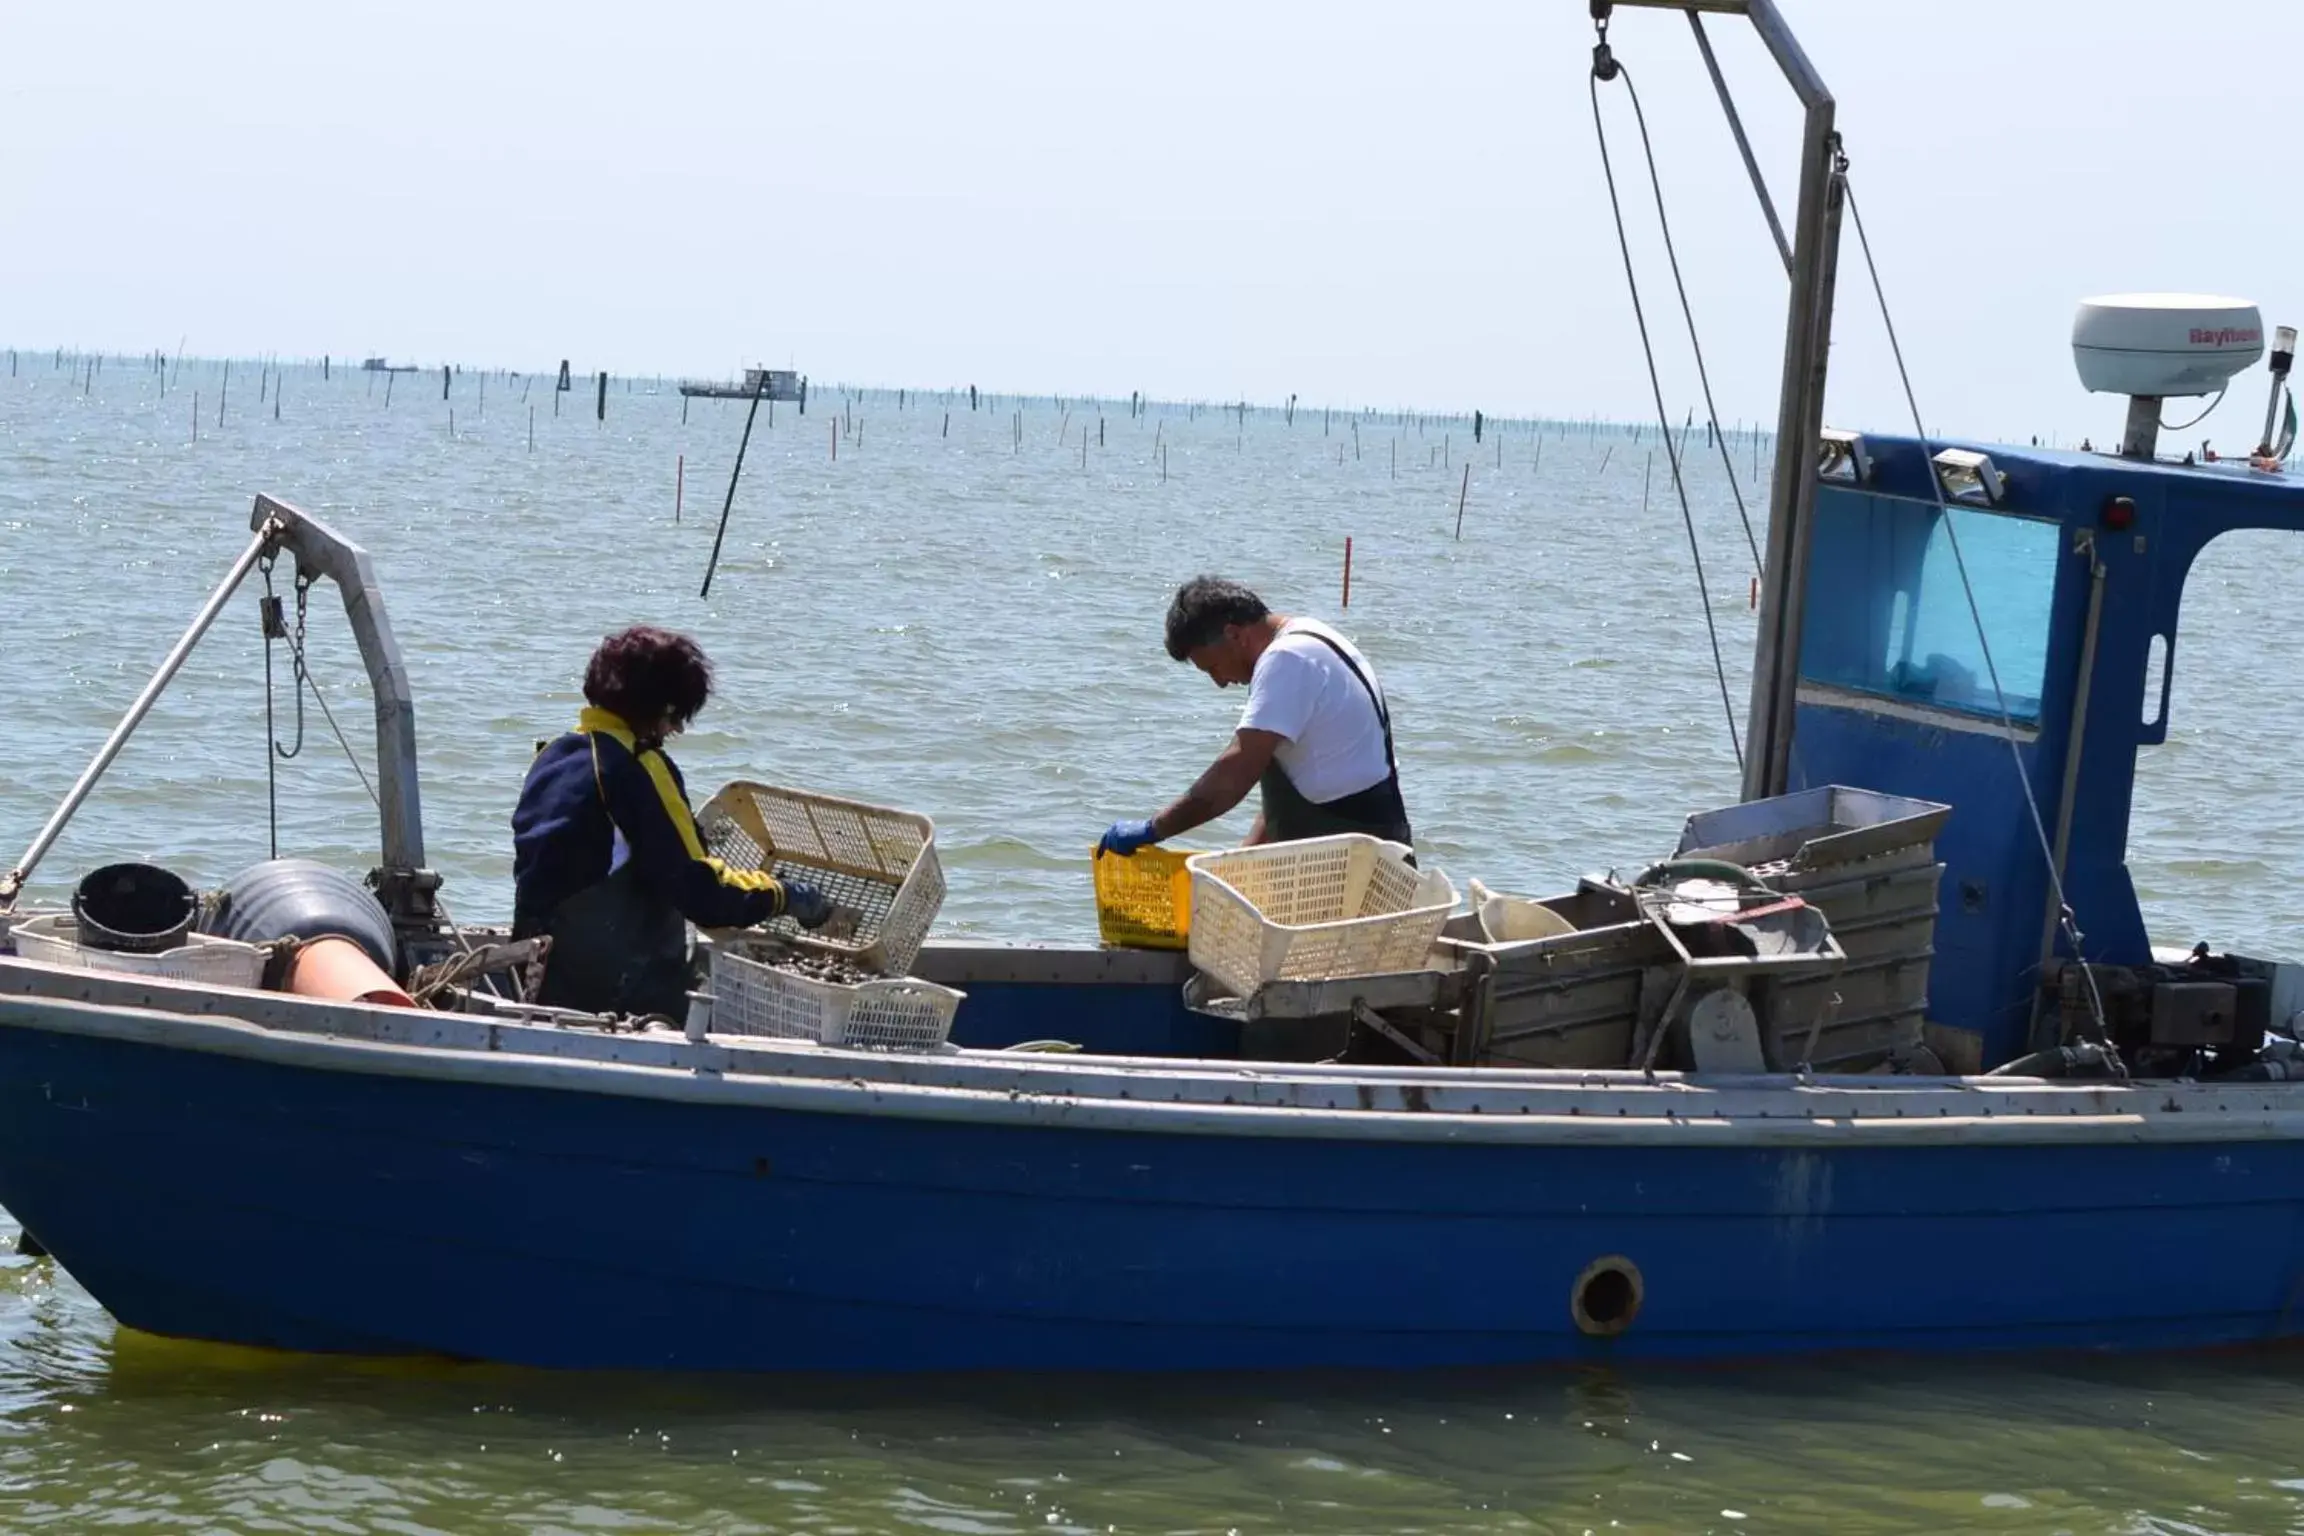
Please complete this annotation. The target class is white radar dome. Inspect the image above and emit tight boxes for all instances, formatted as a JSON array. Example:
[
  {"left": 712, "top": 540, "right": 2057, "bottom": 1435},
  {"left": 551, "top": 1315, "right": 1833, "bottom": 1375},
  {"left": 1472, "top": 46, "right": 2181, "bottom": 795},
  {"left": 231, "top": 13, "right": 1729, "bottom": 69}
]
[{"left": 2072, "top": 293, "right": 2264, "bottom": 397}]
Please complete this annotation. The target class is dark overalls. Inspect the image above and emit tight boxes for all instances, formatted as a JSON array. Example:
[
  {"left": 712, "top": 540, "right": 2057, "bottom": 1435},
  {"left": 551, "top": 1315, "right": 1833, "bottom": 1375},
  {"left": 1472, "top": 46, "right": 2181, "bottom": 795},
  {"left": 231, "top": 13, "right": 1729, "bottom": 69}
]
[
  {"left": 1256, "top": 632, "right": 1414, "bottom": 850},
  {"left": 511, "top": 707, "right": 789, "bottom": 1017}
]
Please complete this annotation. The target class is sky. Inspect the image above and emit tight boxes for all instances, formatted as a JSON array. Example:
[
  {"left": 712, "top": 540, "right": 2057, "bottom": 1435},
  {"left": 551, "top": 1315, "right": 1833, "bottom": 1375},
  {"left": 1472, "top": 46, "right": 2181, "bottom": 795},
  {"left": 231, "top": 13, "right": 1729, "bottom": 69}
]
[{"left": 4, "top": 1, "right": 2298, "bottom": 441}]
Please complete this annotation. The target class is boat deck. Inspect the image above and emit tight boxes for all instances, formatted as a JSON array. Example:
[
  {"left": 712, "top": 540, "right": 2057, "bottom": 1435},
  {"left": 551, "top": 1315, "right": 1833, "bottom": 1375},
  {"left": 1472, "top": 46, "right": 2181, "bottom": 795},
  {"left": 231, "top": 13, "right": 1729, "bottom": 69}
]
[{"left": 4, "top": 948, "right": 2298, "bottom": 1147}]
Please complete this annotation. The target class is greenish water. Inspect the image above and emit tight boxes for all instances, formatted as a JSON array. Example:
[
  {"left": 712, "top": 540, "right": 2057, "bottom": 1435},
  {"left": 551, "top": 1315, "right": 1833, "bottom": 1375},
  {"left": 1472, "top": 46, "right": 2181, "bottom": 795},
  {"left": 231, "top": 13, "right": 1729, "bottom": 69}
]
[
  {"left": 9, "top": 1208, "right": 2304, "bottom": 1534},
  {"left": 6, "top": 358, "right": 2304, "bottom": 1530}
]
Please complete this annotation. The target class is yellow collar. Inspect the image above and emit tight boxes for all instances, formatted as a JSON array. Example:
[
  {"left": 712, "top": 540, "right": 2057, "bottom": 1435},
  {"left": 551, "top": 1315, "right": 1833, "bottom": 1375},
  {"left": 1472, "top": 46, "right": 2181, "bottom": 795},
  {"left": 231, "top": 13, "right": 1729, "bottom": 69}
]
[{"left": 577, "top": 706, "right": 637, "bottom": 748}]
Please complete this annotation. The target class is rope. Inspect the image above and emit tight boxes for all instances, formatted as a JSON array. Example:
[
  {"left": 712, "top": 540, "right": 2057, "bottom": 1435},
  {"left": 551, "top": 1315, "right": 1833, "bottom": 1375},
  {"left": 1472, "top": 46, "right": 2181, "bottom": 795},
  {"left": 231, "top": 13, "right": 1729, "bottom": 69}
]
[
  {"left": 1612, "top": 62, "right": 1764, "bottom": 574},
  {"left": 1842, "top": 177, "right": 2113, "bottom": 1054},
  {"left": 1589, "top": 45, "right": 1744, "bottom": 772},
  {"left": 275, "top": 597, "right": 490, "bottom": 976},
  {"left": 283, "top": 622, "right": 379, "bottom": 811}
]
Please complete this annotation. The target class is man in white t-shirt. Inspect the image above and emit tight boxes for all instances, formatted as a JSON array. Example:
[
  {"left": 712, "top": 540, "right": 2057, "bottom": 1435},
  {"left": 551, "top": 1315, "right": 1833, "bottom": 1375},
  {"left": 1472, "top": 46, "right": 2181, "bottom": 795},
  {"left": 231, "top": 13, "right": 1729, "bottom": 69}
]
[{"left": 1098, "top": 575, "right": 1414, "bottom": 857}]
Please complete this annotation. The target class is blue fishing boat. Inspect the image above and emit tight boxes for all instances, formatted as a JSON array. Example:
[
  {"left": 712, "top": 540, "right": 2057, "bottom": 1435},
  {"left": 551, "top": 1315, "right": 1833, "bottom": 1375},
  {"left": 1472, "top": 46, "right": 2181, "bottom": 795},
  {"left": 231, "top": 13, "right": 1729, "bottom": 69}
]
[{"left": 3, "top": 0, "right": 2304, "bottom": 1372}]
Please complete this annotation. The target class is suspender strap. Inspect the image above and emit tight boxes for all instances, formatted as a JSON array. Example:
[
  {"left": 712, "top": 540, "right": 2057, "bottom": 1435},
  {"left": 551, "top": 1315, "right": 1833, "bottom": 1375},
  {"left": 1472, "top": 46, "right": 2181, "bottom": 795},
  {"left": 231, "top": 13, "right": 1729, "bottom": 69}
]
[{"left": 1296, "top": 629, "right": 1398, "bottom": 778}]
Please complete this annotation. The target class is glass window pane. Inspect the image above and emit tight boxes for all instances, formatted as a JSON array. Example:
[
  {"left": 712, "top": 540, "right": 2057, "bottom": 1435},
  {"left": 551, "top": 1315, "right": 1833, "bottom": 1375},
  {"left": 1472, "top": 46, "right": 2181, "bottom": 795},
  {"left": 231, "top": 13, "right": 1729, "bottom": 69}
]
[{"left": 1800, "top": 492, "right": 2059, "bottom": 724}]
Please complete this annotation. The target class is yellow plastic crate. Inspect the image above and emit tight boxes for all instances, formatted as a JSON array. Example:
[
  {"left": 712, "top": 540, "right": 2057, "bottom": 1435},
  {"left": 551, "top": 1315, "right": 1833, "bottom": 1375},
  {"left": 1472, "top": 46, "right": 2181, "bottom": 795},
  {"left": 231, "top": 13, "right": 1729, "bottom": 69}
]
[{"left": 1092, "top": 845, "right": 1200, "bottom": 950}]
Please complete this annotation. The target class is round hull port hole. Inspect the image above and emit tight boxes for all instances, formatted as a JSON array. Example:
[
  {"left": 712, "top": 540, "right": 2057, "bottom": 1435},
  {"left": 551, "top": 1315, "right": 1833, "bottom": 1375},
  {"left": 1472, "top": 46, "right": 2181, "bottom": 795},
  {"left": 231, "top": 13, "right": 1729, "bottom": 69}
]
[{"left": 1571, "top": 1256, "right": 1643, "bottom": 1338}]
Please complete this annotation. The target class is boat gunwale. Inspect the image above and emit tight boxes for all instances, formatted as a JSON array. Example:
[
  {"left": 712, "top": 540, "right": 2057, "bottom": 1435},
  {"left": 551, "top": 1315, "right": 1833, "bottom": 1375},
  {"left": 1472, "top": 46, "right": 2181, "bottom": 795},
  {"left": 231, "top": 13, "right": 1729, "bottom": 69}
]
[{"left": 3, "top": 956, "right": 2301, "bottom": 1147}]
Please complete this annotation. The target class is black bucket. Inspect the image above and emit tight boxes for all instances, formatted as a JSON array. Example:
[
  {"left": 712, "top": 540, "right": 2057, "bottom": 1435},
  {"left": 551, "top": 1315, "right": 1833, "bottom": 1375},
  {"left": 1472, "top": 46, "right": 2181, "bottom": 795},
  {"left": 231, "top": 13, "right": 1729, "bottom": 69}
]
[{"left": 71, "top": 863, "right": 197, "bottom": 954}]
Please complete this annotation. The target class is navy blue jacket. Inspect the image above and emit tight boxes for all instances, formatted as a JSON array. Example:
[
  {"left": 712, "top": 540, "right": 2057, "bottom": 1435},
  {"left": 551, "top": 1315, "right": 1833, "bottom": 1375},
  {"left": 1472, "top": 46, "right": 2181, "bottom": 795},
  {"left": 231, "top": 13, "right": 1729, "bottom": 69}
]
[{"left": 511, "top": 707, "right": 787, "bottom": 935}]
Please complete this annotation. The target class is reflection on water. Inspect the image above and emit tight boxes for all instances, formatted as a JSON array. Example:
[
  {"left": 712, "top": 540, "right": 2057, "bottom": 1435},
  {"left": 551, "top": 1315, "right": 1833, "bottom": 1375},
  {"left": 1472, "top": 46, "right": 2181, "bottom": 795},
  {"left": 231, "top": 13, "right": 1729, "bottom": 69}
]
[{"left": 13, "top": 1230, "right": 2304, "bottom": 1534}]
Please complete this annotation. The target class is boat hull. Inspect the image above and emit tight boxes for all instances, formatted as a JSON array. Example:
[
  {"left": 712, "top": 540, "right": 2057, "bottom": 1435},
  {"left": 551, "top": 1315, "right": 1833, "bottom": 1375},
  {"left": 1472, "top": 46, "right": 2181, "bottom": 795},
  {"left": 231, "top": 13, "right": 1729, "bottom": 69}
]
[{"left": 2, "top": 995, "right": 2302, "bottom": 1372}]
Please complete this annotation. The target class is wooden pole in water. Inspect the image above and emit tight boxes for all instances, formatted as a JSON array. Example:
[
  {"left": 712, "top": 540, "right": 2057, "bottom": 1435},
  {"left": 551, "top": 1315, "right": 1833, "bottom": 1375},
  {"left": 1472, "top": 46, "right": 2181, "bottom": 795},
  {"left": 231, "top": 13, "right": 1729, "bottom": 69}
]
[
  {"left": 942, "top": 411, "right": 949, "bottom": 438},
  {"left": 528, "top": 406, "right": 535, "bottom": 452},
  {"left": 1342, "top": 537, "right": 1353, "bottom": 608},
  {"left": 441, "top": 364, "right": 450, "bottom": 401},
  {"left": 675, "top": 453, "right": 684, "bottom": 523},
  {"left": 323, "top": 355, "right": 330, "bottom": 381},
  {"left": 596, "top": 371, "right": 607, "bottom": 423},
  {"left": 1454, "top": 464, "right": 1470, "bottom": 540},
  {"left": 385, "top": 371, "right": 395, "bottom": 408},
  {"left": 1352, "top": 419, "right": 1360, "bottom": 460},
  {"left": 698, "top": 371, "right": 770, "bottom": 599},
  {"left": 831, "top": 419, "right": 837, "bottom": 461}
]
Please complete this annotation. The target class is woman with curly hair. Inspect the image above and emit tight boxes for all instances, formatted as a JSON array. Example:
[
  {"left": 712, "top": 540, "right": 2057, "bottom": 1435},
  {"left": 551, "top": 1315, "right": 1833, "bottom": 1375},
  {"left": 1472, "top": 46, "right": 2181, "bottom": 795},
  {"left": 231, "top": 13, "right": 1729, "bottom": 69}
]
[{"left": 512, "top": 624, "right": 831, "bottom": 1017}]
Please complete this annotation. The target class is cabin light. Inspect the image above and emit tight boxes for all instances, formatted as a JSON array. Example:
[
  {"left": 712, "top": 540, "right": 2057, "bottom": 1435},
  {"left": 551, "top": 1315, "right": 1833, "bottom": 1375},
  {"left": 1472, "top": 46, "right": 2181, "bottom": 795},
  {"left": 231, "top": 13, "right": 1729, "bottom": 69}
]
[
  {"left": 2102, "top": 495, "right": 2137, "bottom": 530},
  {"left": 1932, "top": 448, "right": 2005, "bottom": 506},
  {"left": 1817, "top": 428, "right": 1870, "bottom": 483}
]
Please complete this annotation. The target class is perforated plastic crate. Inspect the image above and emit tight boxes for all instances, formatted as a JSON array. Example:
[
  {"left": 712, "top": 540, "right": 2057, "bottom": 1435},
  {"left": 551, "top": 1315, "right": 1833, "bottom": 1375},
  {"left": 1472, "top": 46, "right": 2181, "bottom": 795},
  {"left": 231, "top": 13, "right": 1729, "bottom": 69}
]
[
  {"left": 1092, "top": 845, "right": 1200, "bottom": 950},
  {"left": 696, "top": 781, "right": 943, "bottom": 976},
  {"left": 8, "top": 914, "right": 266, "bottom": 989},
  {"left": 1185, "top": 835, "right": 1457, "bottom": 998},
  {"left": 708, "top": 937, "right": 963, "bottom": 1051}
]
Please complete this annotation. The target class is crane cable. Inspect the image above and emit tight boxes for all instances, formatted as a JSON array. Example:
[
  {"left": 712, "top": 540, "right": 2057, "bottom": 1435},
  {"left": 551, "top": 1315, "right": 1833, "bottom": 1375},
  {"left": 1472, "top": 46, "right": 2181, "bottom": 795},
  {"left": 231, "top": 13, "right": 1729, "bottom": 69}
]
[
  {"left": 1589, "top": 22, "right": 1743, "bottom": 772},
  {"left": 1841, "top": 179, "right": 2113, "bottom": 1054}
]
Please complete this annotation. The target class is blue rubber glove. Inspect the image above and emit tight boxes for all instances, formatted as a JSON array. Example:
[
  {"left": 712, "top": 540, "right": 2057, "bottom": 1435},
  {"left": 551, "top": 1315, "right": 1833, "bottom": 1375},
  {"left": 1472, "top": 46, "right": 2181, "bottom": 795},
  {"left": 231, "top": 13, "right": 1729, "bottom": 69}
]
[
  {"left": 781, "top": 880, "right": 834, "bottom": 930},
  {"left": 1099, "top": 819, "right": 1160, "bottom": 857}
]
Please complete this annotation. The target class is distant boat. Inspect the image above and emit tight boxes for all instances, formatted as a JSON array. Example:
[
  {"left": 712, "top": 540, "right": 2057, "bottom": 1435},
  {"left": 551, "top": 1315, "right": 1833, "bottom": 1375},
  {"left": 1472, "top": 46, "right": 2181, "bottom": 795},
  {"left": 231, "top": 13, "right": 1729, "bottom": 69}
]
[
  {"left": 680, "top": 367, "right": 804, "bottom": 403},
  {"left": 359, "top": 357, "right": 419, "bottom": 375}
]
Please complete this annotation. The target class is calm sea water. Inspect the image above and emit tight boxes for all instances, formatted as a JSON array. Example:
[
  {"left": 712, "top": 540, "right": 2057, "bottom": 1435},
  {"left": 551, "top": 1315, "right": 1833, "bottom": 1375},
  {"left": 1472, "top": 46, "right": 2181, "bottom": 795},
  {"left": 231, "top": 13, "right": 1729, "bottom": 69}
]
[{"left": 5, "top": 356, "right": 2304, "bottom": 1531}]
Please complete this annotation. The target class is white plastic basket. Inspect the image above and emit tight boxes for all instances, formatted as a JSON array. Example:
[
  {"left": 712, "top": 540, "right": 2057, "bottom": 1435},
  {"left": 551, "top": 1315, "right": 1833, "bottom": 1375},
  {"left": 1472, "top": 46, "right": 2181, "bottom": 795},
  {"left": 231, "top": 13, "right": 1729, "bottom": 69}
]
[
  {"left": 8, "top": 914, "right": 267, "bottom": 990},
  {"left": 696, "top": 781, "right": 943, "bottom": 976},
  {"left": 1185, "top": 835, "right": 1458, "bottom": 998},
  {"left": 707, "top": 937, "right": 963, "bottom": 1051}
]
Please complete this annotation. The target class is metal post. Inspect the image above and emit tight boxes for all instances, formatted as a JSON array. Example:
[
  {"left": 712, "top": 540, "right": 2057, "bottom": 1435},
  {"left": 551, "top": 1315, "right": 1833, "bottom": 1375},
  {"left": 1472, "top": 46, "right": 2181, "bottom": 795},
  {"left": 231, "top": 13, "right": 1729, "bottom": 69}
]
[
  {"left": 2029, "top": 539, "right": 2107, "bottom": 1050},
  {"left": 252, "top": 497, "right": 428, "bottom": 899},
  {"left": 2120, "top": 395, "right": 2161, "bottom": 459},
  {"left": 1739, "top": 0, "right": 1839, "bottom": 803},
  {"left": 1689, "top": 12, "right": 1791, "bottom": 273},
  {"left": 0, "top": 523, "right": 278, "bottom": 905}
]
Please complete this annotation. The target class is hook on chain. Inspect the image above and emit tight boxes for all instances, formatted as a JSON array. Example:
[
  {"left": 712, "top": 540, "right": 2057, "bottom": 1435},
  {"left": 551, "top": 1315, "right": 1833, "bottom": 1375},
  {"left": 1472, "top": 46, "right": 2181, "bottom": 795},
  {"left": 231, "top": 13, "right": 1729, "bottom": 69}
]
[{"left": 1590, "top": 0, "right": 1618, "bottom": 80}]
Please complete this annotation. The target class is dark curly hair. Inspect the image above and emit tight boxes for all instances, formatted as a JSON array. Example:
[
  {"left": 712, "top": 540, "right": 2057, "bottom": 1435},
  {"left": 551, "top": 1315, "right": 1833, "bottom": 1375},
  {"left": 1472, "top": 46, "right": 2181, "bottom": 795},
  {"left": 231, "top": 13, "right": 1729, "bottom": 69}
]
[
  {"left": 1164, "top": 575, "right": 1269, "bottom": 660},
  {"left": 583, "top": 625, "right": 714, "bottom": 734}
]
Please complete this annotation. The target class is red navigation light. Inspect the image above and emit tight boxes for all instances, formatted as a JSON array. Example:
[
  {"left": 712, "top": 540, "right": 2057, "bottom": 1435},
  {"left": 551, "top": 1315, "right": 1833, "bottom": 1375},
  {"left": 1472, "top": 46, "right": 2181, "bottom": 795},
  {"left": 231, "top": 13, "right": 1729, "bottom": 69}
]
[{"left": 2103, "top": 495, "right": 2137, "bottom": 530}]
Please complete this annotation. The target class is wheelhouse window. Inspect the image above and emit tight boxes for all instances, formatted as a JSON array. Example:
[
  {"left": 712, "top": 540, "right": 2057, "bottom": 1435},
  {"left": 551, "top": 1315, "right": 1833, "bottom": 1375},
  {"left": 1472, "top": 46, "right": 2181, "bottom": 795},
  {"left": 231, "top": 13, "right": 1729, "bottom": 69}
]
[{"left": 1799, "top": 490, "right": 2059, "bottom": 724}]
